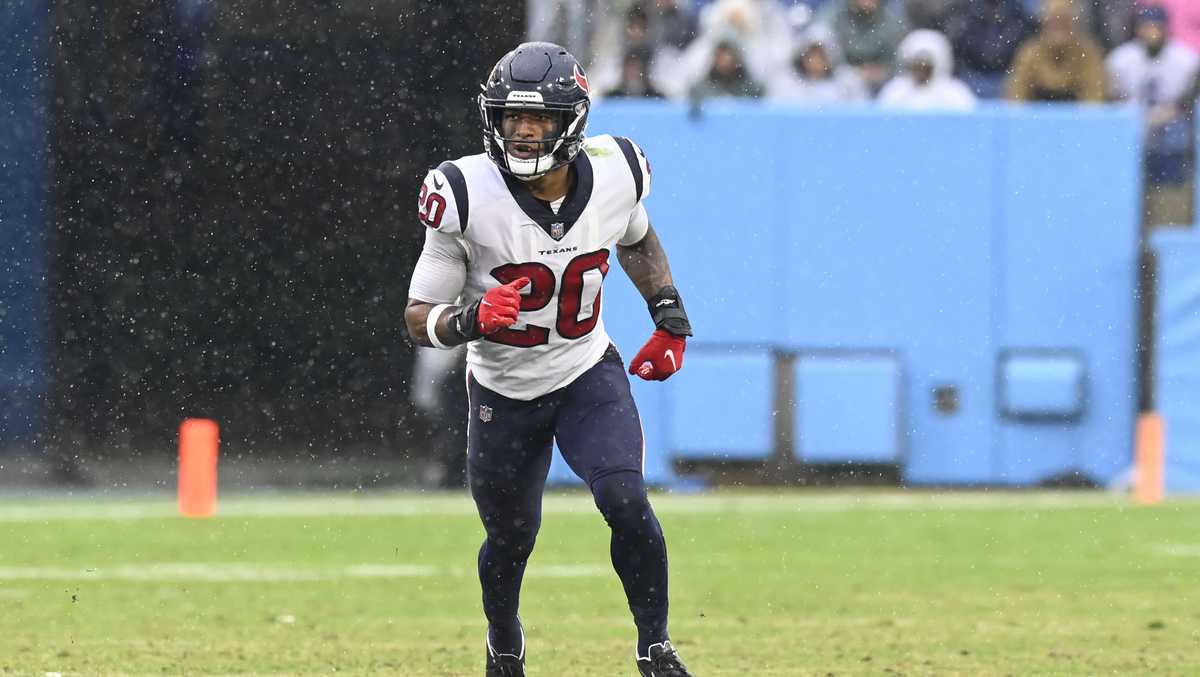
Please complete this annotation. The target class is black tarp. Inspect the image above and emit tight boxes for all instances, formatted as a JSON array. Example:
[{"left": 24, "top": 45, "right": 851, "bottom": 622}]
[{"left": 47, "top": 1, "right": 522, "bottom": 458}]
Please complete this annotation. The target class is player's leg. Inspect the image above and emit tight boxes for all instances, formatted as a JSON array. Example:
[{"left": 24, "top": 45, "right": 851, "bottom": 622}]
[
  {"left": 589, "top": 471, "right": 670, "bottom": 649},
  {"left": 553, "top": 347, "right": 677, "bottom": 664},
  {"left": 466, "top": 372, "right": 556, "bottom": 666}
]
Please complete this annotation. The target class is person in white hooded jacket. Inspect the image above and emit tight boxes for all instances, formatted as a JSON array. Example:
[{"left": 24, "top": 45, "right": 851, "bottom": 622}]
[
  {"left": 665, "top": 0, "right": 794, "bottom": 98},
  {"left": 878, "top": 29, "right": 977, "bottom": 111},
  {"left": 769, "top": 23, "right": 871, "bottom": 105}
]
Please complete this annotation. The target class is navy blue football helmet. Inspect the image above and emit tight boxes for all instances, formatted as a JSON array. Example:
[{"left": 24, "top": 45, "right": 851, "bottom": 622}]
[{"left": 479, "top": 42, "right": 591, "bottom": 180}]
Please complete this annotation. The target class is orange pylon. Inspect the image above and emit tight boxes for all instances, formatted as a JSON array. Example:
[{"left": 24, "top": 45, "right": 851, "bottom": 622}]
[{"left": 178, "top": 418, "right": 219, "bottom": 518}]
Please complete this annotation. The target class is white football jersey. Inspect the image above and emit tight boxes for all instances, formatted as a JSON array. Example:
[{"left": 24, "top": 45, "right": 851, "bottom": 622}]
[{"left": 408, "top": 134, "right": 653, "bottom": 401}]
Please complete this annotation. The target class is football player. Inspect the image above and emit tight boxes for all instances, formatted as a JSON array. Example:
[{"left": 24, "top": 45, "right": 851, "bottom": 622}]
[{"left": 404, "top": 42, "right": 697, "bottom": 677}]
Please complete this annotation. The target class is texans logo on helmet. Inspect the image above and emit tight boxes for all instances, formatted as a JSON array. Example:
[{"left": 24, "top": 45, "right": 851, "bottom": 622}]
[{"left": 573, "top": 64, "right": 590, "bottom": 95}]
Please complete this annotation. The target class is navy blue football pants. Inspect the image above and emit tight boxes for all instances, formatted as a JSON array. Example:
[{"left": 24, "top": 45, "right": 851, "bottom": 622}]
[{"left": 467, "top": 346, "right": 669, "bottom": 648}]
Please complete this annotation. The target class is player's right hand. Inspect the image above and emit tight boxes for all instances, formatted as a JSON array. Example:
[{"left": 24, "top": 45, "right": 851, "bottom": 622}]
[{"left": 477, "top": 277, "right": 529, "bottom": 334}]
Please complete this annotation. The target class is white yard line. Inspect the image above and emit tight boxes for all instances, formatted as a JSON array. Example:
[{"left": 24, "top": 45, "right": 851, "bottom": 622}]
[
  {"left": 1151, "top": 544, "right": 1200, "bottom": 557},
  {"left": 0, "top": 562, "right": 609, "bottom": 582},
  {"left": 0, "top": 491, "right": 1157, "bottom": 523}
]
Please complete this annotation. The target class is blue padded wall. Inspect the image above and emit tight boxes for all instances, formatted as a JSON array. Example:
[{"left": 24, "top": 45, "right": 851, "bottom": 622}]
[
  {"left": 999, "top": 352, "right": 1087, "bottom": 420},
  {"left": 1152, "top": 230, "right": 1200, "bottom": 492},
  {"left": 588, "top": 101, "right": 1140, "bottom": 487},
  {"left": 666, "top": 349, "right": 774, "bottom": 460},
  {"left": 795, "top": 353, "right": 902, "bottom": 464},
  {"left": 779, "top": 111, "right": 997, "bottom": 483},
  {"left": 995, "top": 107, "right": 1140, "bottom": 485}
]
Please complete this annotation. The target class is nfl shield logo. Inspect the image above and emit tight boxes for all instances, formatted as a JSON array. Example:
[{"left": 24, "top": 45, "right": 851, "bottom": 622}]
[
  {"left": 550, "top": 222, "right": 565, "bottom": 240},
  {"left": 479, "top": 405, "right": 493, "bottom": 423}
]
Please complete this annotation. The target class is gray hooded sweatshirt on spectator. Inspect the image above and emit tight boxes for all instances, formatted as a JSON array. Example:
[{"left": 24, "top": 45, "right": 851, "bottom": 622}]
[{"left": 817, "top": 0, "right": 908, "bottom": 68}]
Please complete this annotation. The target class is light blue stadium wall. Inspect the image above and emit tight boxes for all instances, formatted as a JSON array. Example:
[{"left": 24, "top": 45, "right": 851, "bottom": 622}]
[
  {"left": 0, "top": 0, "right": 51, "bottom": 446},
  {"left": 1163, "top": 115, "right": 1200, "bottom": 491},
  {"left": 1153, "top": 230, "right": 1200, "bottom": 492},
  {"left": 548, "top": 101, "right": 1141, "bottom": 487}
]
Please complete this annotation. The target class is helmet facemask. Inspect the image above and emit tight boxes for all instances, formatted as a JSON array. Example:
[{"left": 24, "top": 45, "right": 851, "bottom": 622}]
[{"left": 480, "top": 95, "right": 589, "bottom": 181}]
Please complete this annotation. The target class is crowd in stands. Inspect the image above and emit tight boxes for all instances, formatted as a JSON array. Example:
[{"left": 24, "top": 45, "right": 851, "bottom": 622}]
[{"left": 527, "top": 0, "right": 1200, "bottom": 226}]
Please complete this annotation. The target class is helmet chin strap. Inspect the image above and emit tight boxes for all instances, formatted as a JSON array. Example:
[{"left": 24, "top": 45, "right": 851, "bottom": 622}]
[
  {"left": 501, "top": 134, "right": 566, "bottom": 180},
  {"left": 508, "top": 162, "right": 548, "bottom": 181},
  {"left": 505, "top": 152, "right": 551, "bottom": 180}
]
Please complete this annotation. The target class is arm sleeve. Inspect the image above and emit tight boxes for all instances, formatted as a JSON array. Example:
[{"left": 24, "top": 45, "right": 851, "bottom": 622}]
[
  {"left": 618, "top": 201, "right": 650, "bottom": 246},
  {"left": 407, "top": 228, "right": 468, "bottom": 304}
]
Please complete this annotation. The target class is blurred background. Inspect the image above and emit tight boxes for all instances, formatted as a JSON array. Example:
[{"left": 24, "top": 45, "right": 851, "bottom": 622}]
[{"left": 2, "top": 0, "right": 1198, "bottom": 494}]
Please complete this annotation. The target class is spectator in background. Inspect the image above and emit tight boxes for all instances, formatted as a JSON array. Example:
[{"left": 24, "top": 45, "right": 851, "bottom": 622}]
[
  {"left": 1108, "top": 5, "right": 1200, "bottom": 228},
  {"left": 949, "top": 0, "right": 1037, "bottom": 99},
  {"left": 904, "top": 0, "right": 963, "bottom": 33},
  {"left": 1006, "top": 0, "right": 1105, "bottom": 102},
  {"left": 589, "top": 3, "right": 656, "bottom": 94},
  {"left": 816, "top": 0, "right": 908, "bottom": 94},
  {"left": 639, "top": 0, "right": 701, "bottom": 98},
  {"left": 879, "top": 29, "right": 977, "bottom": 110},
  {"left": 625, "top": 3, "right": 655, "bottom": 50},
  {"left": 603, "top": 46, "right": 668, "bottom": 98},
  {"left": 669, "top": 0, "right": 792, "bottom": 98},
  {"left": 588, "top": 1, "right": 698, "bottom": 98},
  {"left": 649, "top": 0, "right": 699, "bottom": 49},
  {"left": 1078, "top": 0, "right": 1138, "bottom": 53},
  {"left": 688, "top": 39, "right": 766, "bottom": 98},
  {"left": 1157, "top": 0, "right": 1200, "bottom": 55},
  {"left": 768, "top": 24, "right": 869, "bottom": 105},
  {"left": 527, "top": 0, "right": 597, "bottom": 66}
]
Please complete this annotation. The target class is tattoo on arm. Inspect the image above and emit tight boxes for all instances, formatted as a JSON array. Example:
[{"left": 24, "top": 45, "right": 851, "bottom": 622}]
[{"left": 616, "top": 224, "right": 674, "bottom": 301}]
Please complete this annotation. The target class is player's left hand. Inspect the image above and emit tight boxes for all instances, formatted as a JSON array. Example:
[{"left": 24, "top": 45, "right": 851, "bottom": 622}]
[{"left": 629, "top": 330, "right": 686, "bottom": 381}]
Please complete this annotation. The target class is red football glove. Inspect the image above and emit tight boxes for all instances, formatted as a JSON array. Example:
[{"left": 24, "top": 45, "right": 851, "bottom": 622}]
[
  {"left": 448, "top": 277, "right": 530, "bottom": 342},
  {"left": 629, "top": 330, "right": 686, "bottom": 381},
  {"left": 477, "top": 277, "right": 528, "bottom": 334},
  {"left": 475, "top": 276, "right": 528, "bottom": 333}
]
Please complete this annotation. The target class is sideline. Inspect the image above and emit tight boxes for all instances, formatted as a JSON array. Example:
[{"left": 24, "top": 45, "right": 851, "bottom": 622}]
[
  {"left": 0, "top": 562, "right": 610, "bottom": 582},
  {"left": 0, "top": 490, "right": 1149, "bottom": 523}
]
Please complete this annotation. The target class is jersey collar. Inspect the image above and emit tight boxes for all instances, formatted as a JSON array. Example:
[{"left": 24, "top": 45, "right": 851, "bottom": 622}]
[{"left": 501, "top": 152, "right": 594, "bottom": 240}]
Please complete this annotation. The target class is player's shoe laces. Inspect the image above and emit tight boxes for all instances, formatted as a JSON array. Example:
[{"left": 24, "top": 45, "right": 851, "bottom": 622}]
[
  {"left": 636, "top": 641, "right": 694, "bottom": 676},
  {"left": 485, "top": 634, "right": 526, "bottom": 677}
]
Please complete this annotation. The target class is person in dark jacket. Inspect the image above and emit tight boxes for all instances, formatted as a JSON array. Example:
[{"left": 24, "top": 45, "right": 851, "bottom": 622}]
[
  {"left": 602, "top": 47, "right": 667, "bottom": 98},
  {"left": 949, "top": 0, "right": 1037, "bottom": 98},
  {"left": 688, "top": 39, "right": 766, "bottom": 99}
]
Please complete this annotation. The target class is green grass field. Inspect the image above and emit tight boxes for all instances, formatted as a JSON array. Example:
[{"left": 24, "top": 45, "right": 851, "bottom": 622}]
[{"left": 1, "top": 491, "right": 1198, "bottom": 676}]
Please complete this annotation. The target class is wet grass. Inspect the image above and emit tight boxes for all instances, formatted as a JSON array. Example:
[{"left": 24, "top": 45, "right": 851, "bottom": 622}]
[{"left": 0, "top": 490, "right": 1197, "bottom": 675}]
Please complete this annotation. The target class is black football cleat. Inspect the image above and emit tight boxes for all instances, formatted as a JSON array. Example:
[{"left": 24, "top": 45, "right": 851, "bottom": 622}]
[
  {"left": 485, "top": 636, "right": 525, "bottom": 677},
  {"left": 636, "top": 641, "right": 694, "bottom": 676}
]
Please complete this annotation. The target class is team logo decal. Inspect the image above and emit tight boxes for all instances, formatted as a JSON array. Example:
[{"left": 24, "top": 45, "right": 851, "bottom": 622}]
[
  {"left": 573, "top": 64, "right": 590, "bottom": 95},
  {"left": 550, "top": 222, "right": 565, "bottom": 240},
  {"left": 479, "top": 405, "right": 493, "bottom": 423}
]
